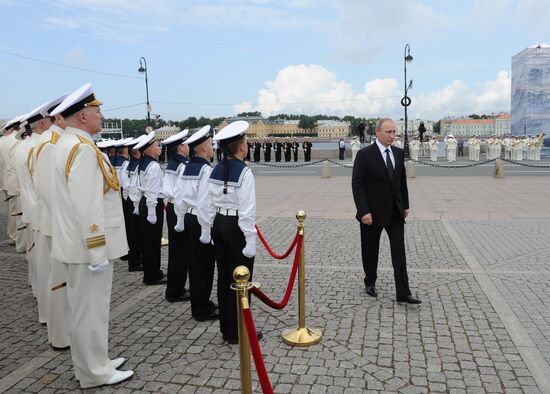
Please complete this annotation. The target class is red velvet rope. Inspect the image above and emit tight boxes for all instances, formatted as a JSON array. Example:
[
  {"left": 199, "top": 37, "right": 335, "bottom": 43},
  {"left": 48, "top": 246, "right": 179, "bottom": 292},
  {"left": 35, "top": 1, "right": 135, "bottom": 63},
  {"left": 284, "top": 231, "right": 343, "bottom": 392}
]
[
  {"left": 250, "top": 235, "right": 303, "bottom": 310},
  {"left": 255, "top": 224, "right": 298, "bottom": 260},
  {"left": 242, "top": 308, "right": 274, "bottom": 394}
]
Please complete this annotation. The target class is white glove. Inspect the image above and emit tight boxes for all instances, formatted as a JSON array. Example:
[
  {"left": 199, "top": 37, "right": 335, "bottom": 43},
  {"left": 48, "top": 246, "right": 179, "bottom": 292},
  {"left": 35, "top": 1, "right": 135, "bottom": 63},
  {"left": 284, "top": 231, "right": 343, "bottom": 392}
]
[
  {"left": 199, "top": 227, "right": 211, "bottom": 244},
  {"left": 88, "top": 260, "right": 111, "bottom": 272},
  {"left": 132, "top": 201, "right": 139, "bottom": 215},
  {"left": 242, "top": 243, "right": 255, "bottom": 258},
  {"left": 147, "top": 213, "right": 157, "bottom": 224},
  {"left": 174, "top": 216, "right": 185, "bottom": 232}
]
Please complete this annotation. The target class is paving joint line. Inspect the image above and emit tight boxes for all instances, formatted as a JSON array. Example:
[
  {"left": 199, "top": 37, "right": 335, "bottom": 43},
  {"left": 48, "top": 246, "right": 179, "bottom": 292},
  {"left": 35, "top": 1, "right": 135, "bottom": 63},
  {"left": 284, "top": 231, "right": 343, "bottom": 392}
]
[{"left": 442, "top": 219, "right": 550, "bottom": 393}]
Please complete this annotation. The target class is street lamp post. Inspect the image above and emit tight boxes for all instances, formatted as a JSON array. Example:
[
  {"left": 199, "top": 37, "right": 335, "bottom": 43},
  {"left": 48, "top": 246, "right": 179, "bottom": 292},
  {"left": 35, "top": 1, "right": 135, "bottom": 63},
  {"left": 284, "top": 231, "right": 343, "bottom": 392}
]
[
  {"left": 401, "top": 44, "right": 413, "bottom": 158},
  {"left": 138, "top": 57, "right": 151, "bottom": 127}
]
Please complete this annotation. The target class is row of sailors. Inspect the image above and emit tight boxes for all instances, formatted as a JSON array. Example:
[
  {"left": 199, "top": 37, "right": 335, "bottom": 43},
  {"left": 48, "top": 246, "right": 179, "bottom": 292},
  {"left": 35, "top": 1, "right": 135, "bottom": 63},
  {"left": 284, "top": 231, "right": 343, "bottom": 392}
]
[
  {"left": 245, "top": 137, "right": 313, "bottom": 162},
  {"left": 0, "top": 83, "right": 257, "bottom": 388},
  {"left": 396, "top": 134, "right": 546, "bottom": 162}
]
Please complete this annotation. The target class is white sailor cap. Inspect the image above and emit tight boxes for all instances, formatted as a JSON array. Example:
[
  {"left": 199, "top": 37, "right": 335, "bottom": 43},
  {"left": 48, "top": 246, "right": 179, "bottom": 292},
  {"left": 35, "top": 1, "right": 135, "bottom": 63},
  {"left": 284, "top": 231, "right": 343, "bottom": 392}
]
[
  {"left": 113, "top": 137, "right": 134, "bottom": 147},
  {"left": 125, "top": 134, "right": 146, "bottom": 147},
  {"left": 50, "top": 83, "right": 102, "bottom": 118},
  {"left": 448, "top": 134, "right": 454, "bottom": 138},
  {"left": 185, "top": 125, "right": 211, "bottom": 148},
  {"left": 161, "top": 129, "right": 189, "bottom": 147},
  {"left": 97, "top": 139, "right": 115, "bottom": 149},
  {"left": 19, "top": 100, "right": 51, "bottom": 127},
  {"left": 213, "top": 121, "right": 248, "bottom": 144},
  {"left": 134, "top": 131, "right": 156, "bottom": 151},
  {"left": 2, "top": 114, "right": 26, "bottom": 131}
]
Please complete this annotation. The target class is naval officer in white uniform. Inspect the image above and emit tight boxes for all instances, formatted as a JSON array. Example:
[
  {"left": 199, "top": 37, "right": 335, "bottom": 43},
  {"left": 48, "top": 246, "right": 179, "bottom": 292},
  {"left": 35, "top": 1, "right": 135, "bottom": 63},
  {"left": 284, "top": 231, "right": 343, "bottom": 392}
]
[{"left": 50, "top": 83, "right": 133, "bottom": 388}]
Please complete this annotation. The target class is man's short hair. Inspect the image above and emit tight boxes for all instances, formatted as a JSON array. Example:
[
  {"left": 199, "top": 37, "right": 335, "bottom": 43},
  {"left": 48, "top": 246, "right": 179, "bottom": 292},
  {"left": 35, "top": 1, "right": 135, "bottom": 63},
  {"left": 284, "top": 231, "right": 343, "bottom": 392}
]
[{"left": 376, "top": 117, "right": 394, "bottom": 130}]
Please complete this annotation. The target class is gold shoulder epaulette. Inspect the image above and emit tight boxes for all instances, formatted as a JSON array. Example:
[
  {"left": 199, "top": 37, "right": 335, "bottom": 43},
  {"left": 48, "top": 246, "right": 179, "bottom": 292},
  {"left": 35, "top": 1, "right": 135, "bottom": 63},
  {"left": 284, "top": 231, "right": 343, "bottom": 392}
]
[
  {"left": 65, "top": 141, "right": 82, "bottom": 180},
  {"left": 75, "top": 135, "right": 120, "bottom": 194},
  {"left": 36, "top": 131, "right": 62, "bottom": 160}
]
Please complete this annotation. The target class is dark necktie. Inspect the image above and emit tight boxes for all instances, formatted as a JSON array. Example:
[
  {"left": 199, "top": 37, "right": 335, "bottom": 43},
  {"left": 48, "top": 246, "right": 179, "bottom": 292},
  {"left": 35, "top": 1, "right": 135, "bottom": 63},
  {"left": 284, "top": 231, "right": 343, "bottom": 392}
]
[{"left": 385, "top": 148, "right": 393, "bottom": 180}]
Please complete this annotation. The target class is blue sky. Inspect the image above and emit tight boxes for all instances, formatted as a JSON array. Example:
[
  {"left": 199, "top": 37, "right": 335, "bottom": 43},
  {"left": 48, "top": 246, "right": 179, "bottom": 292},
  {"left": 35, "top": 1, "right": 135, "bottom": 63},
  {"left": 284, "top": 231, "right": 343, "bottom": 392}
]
[{"left": 1, "top": 0, "right": 549, "bottom": 122}]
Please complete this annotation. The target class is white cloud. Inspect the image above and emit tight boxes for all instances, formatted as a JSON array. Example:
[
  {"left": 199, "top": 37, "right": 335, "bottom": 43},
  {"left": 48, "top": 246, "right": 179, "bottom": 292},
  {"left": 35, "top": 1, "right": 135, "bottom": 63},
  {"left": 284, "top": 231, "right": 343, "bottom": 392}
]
[{"left": 235, "top": 64, "right": 511, "bottom": 120}]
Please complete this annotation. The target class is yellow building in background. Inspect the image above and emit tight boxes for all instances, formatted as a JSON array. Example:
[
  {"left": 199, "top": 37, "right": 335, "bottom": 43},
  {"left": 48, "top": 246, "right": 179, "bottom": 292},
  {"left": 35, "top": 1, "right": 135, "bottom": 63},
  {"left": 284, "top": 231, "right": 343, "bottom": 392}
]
[{"left": 216, "top": 116, "right": 350, "bottom": 138}]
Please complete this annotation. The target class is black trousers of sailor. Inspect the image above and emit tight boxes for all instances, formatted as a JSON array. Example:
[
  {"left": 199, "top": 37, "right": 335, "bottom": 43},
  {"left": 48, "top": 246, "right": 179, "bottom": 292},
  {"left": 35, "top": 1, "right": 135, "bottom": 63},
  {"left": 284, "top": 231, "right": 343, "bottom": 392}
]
[
  {"left": 359, "top": 203, "right": 411, "bottom": 299},
  {"left": 185, "top": 212, "right": 216, "bottom": 318},
  {"left": 124, "top": 197, "right": 142, "bottom": 269},
  {"left": 139, "top": 197, "right": 164, "bottom": 284},
  {"left": 264, "top": 150, "right": 271, "bottom": 162},
  {"left": 212, "top": 213, "right": 254, "bottom": 341},
  {"left": 165, "top": 202, "right": 188, "bottom": 299}
]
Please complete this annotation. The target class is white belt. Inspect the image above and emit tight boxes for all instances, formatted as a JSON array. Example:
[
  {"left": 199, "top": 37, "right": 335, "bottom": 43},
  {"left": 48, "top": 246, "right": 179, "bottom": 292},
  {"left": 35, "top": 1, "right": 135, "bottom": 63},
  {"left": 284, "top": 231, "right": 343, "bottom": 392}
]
[
  {"left": 217, "top": 207, "right": 238, "bottom": 216},
  {"left": 187, "top": 207, "right": 197, "bottom": 215}
]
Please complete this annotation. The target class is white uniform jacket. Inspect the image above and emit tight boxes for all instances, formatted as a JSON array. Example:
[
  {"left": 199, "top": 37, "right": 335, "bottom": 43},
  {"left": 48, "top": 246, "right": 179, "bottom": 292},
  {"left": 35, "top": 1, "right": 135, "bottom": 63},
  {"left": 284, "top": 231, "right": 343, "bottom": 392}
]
[
  {"left": 33, "top": 125, "right": 63, "bottom": 237},
  {"left": 173, "top": 157, "right": 212, "bottom": 234},
  {"left": 5, "top": 133, "right": 21, "bottom": 197},
  {"left": 14, "top": 133, "right": 40, "bottom": 229},
  {"left": 51, "top": 127, "right": 128, "bottom": 265}
]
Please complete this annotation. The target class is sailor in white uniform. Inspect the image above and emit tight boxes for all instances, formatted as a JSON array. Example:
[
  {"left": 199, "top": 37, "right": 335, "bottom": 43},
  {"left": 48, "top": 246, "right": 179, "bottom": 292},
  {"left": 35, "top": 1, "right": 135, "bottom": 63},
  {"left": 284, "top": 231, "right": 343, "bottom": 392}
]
[
  {"left": 124, "top": 135, "right": 146, "bottom": 271},
  {"left": 134, "top": 132, "right": 166, "bottom": 285},
  {"left": 161, "top": 129, "right": 190, "bottom": 302},
  {"left": 174, "top": 126, "right": 219, "bottom": 320},
  {"left": 208, "top": 121, "right": 258, "bottom": 344},
  {"left": 50, "top": 83, "right": 133, "bottom": 388}
]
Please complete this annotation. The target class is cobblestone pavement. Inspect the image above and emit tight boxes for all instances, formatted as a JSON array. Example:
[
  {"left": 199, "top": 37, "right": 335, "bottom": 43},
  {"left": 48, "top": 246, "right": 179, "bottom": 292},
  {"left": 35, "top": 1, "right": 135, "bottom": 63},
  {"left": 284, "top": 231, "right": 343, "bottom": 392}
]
[{"left": 1, "top": 192, "right": 549, "bottom": 393}]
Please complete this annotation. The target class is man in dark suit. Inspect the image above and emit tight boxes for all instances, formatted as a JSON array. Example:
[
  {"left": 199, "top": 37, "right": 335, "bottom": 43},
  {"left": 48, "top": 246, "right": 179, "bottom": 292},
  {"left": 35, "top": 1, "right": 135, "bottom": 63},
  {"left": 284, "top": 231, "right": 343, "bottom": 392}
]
[{"left": 351, "top": 118, "right": 421, "bottom": 304}]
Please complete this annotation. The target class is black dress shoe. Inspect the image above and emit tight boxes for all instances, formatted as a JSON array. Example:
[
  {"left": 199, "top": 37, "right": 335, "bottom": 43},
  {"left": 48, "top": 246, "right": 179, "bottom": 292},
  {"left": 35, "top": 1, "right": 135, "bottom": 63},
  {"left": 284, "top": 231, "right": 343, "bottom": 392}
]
[
  {"left": 365, "top": 286, "right": 378, "bottom": 298},
  {"left": 128, "top": 264, "right": 143, "bottom": 272},
  {"left": 396, "top": 295, "right": 422, "bottom": 304},
  {"left": 144, "top": 279, "right": 167, "bottom": 286},
  {"left": 194, "top": 310, "right": 220, "bottom": 322}
]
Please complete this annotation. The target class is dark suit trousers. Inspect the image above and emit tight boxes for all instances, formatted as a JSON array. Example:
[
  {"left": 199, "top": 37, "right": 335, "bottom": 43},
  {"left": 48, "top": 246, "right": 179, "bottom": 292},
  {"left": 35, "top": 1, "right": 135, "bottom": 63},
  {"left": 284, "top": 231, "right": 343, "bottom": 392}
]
[
  {"left": 165, "top": 202, "right": 188, "bottom": 299},
  {"left": 360, "top": 205, "right": 411, "bottom": 299}
]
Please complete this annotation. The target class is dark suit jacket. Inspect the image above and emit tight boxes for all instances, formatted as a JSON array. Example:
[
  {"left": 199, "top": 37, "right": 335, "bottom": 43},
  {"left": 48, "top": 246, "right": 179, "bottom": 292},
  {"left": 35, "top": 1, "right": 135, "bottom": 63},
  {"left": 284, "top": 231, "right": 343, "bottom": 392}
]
[{"left": 351, "top": 143, "right": 409, "bottom": 227}]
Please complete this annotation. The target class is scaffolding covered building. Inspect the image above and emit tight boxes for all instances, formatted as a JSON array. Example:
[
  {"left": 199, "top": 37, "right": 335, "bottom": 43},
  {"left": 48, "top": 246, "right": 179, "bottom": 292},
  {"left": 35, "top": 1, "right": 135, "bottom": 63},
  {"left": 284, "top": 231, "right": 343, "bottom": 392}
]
[{"left": 511, "top": 45, "right": 550, "bottom": 135}]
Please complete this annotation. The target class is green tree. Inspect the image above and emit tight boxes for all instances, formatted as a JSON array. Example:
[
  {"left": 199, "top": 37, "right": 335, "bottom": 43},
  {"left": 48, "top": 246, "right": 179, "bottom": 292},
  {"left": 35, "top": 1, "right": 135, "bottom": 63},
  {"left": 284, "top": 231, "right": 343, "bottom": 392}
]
[
  {"left": 433, "top": 120, "right": 441, "bottom": 134},
  {"left": 237, "top": 111, "right": 262, "bottom": 117},
  {"left": 298, "top": 116, "right": 317, "bottom": 130}
]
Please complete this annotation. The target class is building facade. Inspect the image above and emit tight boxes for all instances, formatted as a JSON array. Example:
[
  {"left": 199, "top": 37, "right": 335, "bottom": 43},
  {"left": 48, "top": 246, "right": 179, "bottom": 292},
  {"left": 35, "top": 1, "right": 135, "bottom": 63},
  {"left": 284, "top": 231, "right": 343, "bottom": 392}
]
[
  {"left": 153, "top": 125, "right": 181, "bottom": 140},
  {"left": 440, "top": 114, "right": 511, "bottom": 137},
  {"left": 216, "top": 116, "right": 350, "bottom": 138},
  {"left": 511, "top": 45, "right": 550, "bottom": 135}
]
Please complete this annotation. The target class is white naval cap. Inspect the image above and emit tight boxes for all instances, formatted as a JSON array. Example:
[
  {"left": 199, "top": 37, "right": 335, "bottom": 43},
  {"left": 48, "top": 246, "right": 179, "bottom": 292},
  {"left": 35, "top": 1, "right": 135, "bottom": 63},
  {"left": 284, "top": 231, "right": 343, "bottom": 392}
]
[
  {"left": 185, "top": 125, "right": 211, "bottom": 148},
  {"left": 213, "top": 121, "right": 248, "bottom": 144},
  {"left": 97, "top": 139, "right": 115, "bottom": 149},
  {"left": 134, "top": 131, "right": 156, "bottom": 151},
  {"left": 50, "top": 83, "right": 103, "bottom": 118},
  {"left": 161, "top": 129, "right": 189, "bottom": 147},
  {"left": 125, "top": 134, "right": 146, "bottom": 147},
  {"left": 112, "top": 137, "right": 134, "bottom": 147},
  {"left": 2, "top": 114, "right": 26, "bottom": 131}
]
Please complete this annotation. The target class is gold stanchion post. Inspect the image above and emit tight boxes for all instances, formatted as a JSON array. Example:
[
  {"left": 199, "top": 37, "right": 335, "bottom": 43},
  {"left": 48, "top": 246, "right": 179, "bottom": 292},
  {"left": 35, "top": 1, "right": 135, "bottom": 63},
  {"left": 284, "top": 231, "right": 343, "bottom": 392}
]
[
  {"left": 231, "top": 266, "right": 253, "bottom": 394},
  {"left": 282, "top": 210, "right": 322, "bottom": 346}
]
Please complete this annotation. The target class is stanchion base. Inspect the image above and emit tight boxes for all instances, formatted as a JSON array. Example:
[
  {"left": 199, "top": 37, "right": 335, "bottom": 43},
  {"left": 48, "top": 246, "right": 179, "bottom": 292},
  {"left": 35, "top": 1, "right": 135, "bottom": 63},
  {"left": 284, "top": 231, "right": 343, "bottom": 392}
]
[{"left": 282, "top": 326, "right": 322, "bottom": 347}]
